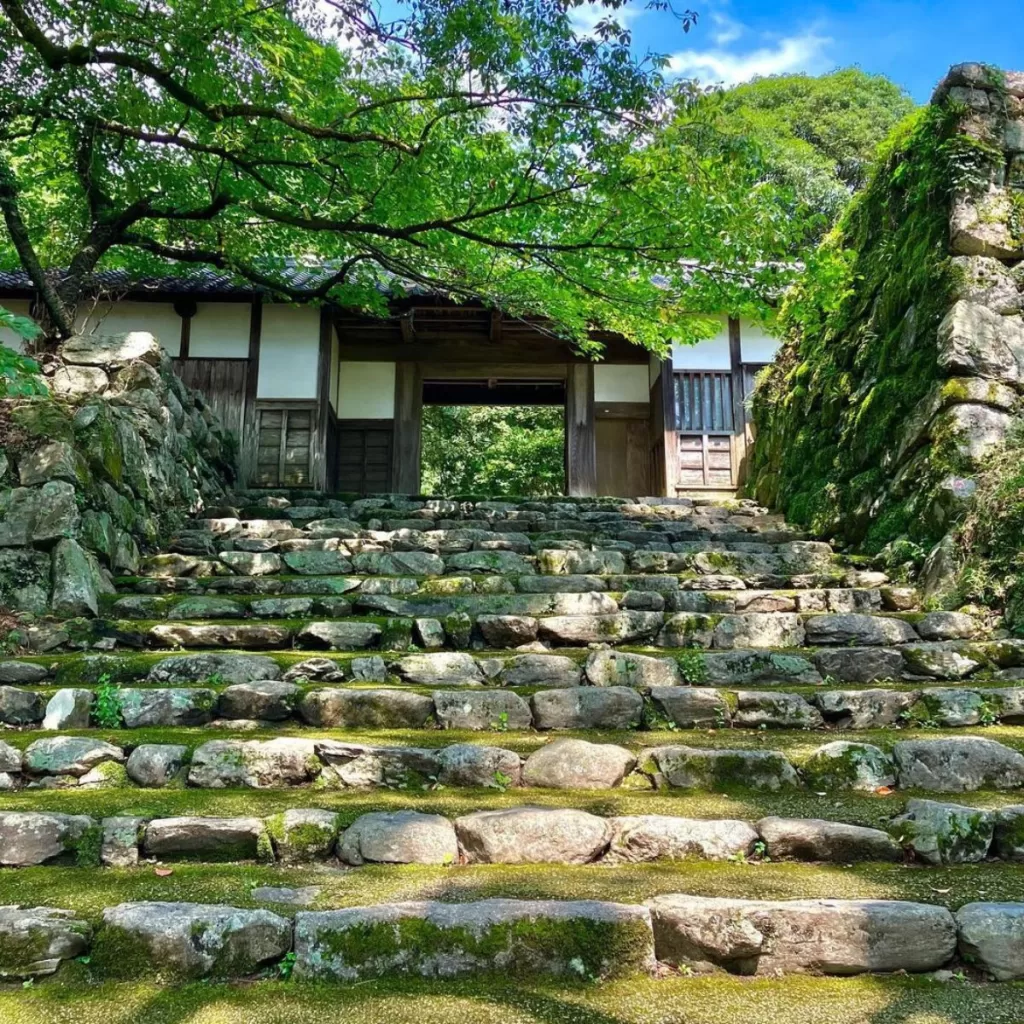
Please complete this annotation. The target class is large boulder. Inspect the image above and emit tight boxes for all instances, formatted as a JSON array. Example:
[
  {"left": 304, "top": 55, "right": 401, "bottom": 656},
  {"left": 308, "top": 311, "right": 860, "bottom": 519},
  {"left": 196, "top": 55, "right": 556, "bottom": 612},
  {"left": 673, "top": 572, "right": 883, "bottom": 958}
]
[
  {"left": 644, "top": 746, "right": 800, "bottom": 792},
  {"left": 338, "top": 810, "right": 458, "bottom": 866},
  {"left": 0, "top": 686, "right": 45, "bottom": 725},
  {"left": 936, "top": 299, "right": 1024, "bottom": 379},
  {"left": 293, "top": 899, "right": 654, "bottom": 980},
  {"left": 804, "top": 614, "right": 917, "bottom": 646},
  {"left": 956, "top": 903, "right": 1024, "bottom": 981},
  {"left": 0, "top": 907, "right": 91, "bottom": 978},
  {"left": 265, "top": 808, "right": 339, "bottom": 863},
  {"left": 126, "top": 744, "right": 187, "bottom": 788},
  {"left": 523, "top": 739, "right": 635, "bottom": 789},
  {"left": 147, "top": 653, "right": 280, "bottom": 685},
  {"left": 395, "top": 652, "right": 483, "bottom": 686},
  {"left": 647, "top": 894, "right": 956, "bottom": 975},
  {"left": 0, "top": 812, "right": 95, "bottom": 866},
  {"left": 42, "top": 688, "right": 93, "bottom": 730},
  {"left": 530, "top": 687, "right": 643, "bottom": 730},
  {"left": 891, "top": 798, "right": 995, "bottom": 865},
  {"left": 605, "top": 816, "right": 758, "bottom": 863},
  {"left": 756, "top": 817, "right": 901, "bottom": 863},
  {"left": 893, "top": 737, "right": 1024, "bottom": 792},
  {"left": 731, "top": 691, "right": 823, "bottom": 730},
  {"left": 217, "top": 681, "right": 299, "bottom": 721},
  {"left": 432, "top": 690, "right": 532, "bottom": 731},
  {"left": 187, "top": 738, "right": 319, "bottom": 789},
  {"left": 61, "top": 331, "right": 162, "bottom": 368},
  {"left": 585, "top": 650, "right": 681, "bottom": 688},
  {"left": 23, "top": 737, "right": 124, "bottom": 777},
  {"left": 499, "top": 654, "right": 581, "bottom": 688},
  {"left": 296, "top": 621, "right": 382, "bottom": 650},
  {"left": 50, "top": 538, "right": 100, "bottom": 617},
  {"left": 299, "top": 687, "right": 434, "bottom": 729},
  {"left": 801, "top": 741, "right": 896, "bottom": 792},
  {"left": 811, "top": 647, "right": 904, "bottom": 683},
  {"left": 142, "top": 817, "right": 268, "bottom": 861},
  {"left": 456, "top": 807, "right": 610, "bottom": 864},
  {"left": 435, "top": 743, "right": 523, "bottom": 788},
  {"left": 118, "top": 688, "right": 216, "bottom": 728},
  {"left": 538, "top": 612, "right": 662, "bottom": 645},
  {"left": 649, "top": 687, "right": 730, "bottom": 728},
  {"left": 814, "top": 689, "right": 918, "bottom": 729},
  {"left": 98, "top": 902, "right": 291, "bottom": 979}
]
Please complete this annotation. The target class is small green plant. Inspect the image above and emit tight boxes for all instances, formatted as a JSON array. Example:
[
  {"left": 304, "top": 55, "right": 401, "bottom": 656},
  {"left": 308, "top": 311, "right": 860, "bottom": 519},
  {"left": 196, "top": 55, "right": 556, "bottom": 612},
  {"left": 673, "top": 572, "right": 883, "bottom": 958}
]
[
  {"left": 93, "top": 673, "right": 123, "bottom": 728},
  {"left": 491, "top": 770, "right": 512, "bottom": 792},
  {"left": 489, "top": 711, "right": 510, "bottom": 732},
  {"left": 677, "top": 649, "right": 708, "bottom": 684},
  {"left": 278, "top": 951, "right": 297, "bottom": 980},
  {"left": 978, "top": 699, "right": 999, "bottom": 727}
]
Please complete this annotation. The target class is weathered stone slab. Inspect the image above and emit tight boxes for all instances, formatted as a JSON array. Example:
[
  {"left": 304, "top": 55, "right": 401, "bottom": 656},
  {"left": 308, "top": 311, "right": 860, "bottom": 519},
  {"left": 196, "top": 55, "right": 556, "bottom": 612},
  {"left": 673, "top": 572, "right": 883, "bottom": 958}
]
[
  {"left": 147, "top": 653, "right": 280, "bottom": 685},
  {"left": 456, "top": 807, "right": 610, "bottom": 864},
  {"left": 892, "top": 798, "right": 995, "bottom": 865},
  {"left": 647, "top": 894, "right": 956, "bottom": 975},
  {"left": 433, "top": 690, "right": 532, "bottom": 731},
  {"left": 338, "top": 811, "right": 458, "bottom": 866},
  {"left": 143, "top": 817, "right": 267, "bottom": 861},
  {"left": 893, "top": 737, "right": 1024, "bottom": 792},
  {"left": 756, "top": 817, "right": 901, "bottom": 863},
  {"left": 530, "top": 686, "right": 642, "bottom": 730},
  {"left": 606, "top": 816, "right": 757, "bottom": 863},
  {"left": 293, "top": 899, "right": 654, "bottom": 980},
  {"left": 645, "top": 746, "right": 800, "bottom": 792},
  {"left": 523, "top": 739, "right": 635, "bottom": 789},
  {"left": 585, "top": 650, "right": 681, "bottom": 688},
  {"left": 299, "top": 688, "right": 434, "bottom": 729},
  {"left": 957, "top": 902, "right": 1024, "bottom": 980},
  {"left": 187, "top": 738, "right": 319, "bottom": 789},
  {"left": 0, "top": 906, "right": 91, "bottom": 978},
  {"left": 0, "top": 812, "right": 95, "bottom": 866}
]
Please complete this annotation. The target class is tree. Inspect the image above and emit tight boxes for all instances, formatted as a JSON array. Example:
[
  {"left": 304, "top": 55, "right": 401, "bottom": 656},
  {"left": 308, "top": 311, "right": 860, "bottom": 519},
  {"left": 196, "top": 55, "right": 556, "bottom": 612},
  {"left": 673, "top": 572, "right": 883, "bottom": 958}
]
[
  {"left": 712, "top": 68, "right": 916, "bottom": 232},
  {"left": 421, "top": 405, "right": 564, "bottom": 496},
  {"left": 0, "top": 0, "right": 807, "bottom": 349}
]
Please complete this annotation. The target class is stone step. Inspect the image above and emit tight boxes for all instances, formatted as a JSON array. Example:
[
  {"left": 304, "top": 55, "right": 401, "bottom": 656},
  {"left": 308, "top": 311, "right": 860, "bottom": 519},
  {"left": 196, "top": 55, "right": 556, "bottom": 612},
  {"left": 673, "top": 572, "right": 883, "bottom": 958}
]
[
  {"left": 12, "top": 676, "right": 1024, "bottom": 733},
  {"left": 7, "top": 635, "right": 1022, "bottom": 692},
  {"left": 104, "top": 585, "right": 911, "bottom": 621},
  {"left": 78, "top": 610, "right": 973, "bottom": 654},
  {"left": 6, "top": 732, "right": 1024, "bottom": 797},
  {"left": 137, "top": 544, "right": 843, "bottom": 580},
  {"left": 0, "top": 894, "right": 1019, "bottom": 982},
  {"left": 0, "top": 806, "right": 916, "bottom": 868}
]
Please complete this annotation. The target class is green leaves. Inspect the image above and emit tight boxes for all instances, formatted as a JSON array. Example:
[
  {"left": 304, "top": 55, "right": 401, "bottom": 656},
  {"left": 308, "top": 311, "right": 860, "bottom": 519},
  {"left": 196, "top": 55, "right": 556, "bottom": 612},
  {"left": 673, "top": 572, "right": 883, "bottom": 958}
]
[{"left": 0, "top": 306, "right": 46, "bottom": 396}]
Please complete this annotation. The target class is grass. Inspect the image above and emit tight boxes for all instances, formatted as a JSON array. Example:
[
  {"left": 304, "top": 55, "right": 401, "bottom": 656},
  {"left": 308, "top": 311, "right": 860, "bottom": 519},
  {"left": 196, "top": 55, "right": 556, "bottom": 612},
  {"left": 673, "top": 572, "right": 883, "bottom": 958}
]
[
  {"left": 0, "top": 857, "right": 1023, "bottom": 920},
  {"left": 3, "top": 968, "right": 1023, "bottom": 1024}
]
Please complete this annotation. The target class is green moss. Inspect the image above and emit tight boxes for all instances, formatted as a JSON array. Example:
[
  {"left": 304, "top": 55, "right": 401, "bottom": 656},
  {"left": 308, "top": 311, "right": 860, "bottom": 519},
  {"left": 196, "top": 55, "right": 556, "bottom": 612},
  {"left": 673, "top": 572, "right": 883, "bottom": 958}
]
[{"left": 70, "top": 823, "right": 104, "bottom": 867}]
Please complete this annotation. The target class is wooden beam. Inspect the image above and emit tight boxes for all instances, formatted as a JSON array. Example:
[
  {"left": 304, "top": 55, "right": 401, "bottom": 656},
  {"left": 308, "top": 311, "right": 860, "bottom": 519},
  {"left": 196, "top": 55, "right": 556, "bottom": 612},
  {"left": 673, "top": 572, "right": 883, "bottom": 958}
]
[
  {"left": 399, "top": 310, "right": 415, "bottom": 344},
  {"left": 650, "top": 357, "right": 676, "bottom": 497},
  {"left": 239, "top": 296, "right": 263, "bottom": 487},
  {"left": 313, "top": 306, "right": 334, "bottom": 490},
  {"left": 489, "top": 308, "right": 503, "bottom": 344},
  {"left": 595, "top": 401, "right": 651, "bottom": 420},
  {"left": 565, "top": 362, "right": 597, "bottom": 497},
  {"left": 728, "top": 316, "right": 747, "bottom": 488},
  {"left": 392, "top": 361, "right": 423, "bottom": 494}
]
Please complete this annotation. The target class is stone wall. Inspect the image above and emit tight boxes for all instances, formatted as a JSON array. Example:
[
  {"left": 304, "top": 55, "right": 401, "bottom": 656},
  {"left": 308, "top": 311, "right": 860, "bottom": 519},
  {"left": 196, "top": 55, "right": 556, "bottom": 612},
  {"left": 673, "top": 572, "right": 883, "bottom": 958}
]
[
  {"left": 0, "top": 331, "right": 234, "bottom": 622},
  {"left": 747, "top": 63, "right": 1024, "bottom": 591}
]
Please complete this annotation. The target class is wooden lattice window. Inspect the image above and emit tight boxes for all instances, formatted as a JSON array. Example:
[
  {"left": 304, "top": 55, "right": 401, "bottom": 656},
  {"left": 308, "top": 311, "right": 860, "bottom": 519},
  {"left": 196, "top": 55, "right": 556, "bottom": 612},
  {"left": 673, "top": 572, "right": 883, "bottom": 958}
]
[
  {"left": 255, "top": 403, "right": 314, "bottom": 486},
  {"left": 675, "top": 371, "right": 735, "bottom": 433}
]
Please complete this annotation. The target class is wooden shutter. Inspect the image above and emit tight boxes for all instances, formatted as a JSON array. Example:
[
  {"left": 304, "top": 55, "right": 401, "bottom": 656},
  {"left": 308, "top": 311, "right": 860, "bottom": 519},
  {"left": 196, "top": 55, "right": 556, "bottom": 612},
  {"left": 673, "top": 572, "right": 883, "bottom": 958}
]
[
  {"left": 254, "top": 403, "right": 314, "bottom": 486},
  {"left": 674, "top": 372, "right": 735, "bottom": 487},
  {"left": 336, "top": 420, "right": 394, "bottom": 494}
]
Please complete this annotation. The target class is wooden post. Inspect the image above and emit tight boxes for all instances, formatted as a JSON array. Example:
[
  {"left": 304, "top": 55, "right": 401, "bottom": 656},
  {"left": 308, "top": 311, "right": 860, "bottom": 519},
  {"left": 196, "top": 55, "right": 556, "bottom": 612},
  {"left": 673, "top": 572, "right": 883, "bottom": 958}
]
[
  {"left": 313, "top": 306, "right": 333, "bottom": 490},
  {"left": 728, "top": 316, "right": 748, "bottom": 488},
  {"left": 239, "top": 296, "right": 262, "bottom": 487},
  {"left": 392, "top": 361, "right": 422, "bottom": 494},
  {"left": 650, "top": 357, "right": 676, "bottom": 497},
  {"left": 565, "top": 362, "right": 597, "bottom": 497}
]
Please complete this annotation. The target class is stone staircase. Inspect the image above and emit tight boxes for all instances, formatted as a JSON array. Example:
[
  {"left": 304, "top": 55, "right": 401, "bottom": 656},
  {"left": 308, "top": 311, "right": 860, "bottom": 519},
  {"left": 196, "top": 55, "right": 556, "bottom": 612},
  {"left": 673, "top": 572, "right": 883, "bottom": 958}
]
[{"left": 1, "top": 491, "right": 1024, "bottom": 985}]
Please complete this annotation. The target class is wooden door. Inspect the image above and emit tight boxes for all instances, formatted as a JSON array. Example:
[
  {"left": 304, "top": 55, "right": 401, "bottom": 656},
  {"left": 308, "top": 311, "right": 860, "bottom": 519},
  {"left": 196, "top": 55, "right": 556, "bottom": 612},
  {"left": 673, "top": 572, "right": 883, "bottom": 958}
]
[
  {"left": 596, "top": 417, "right": 651, "bottom": 497},
  {"left": 674, "top": 370, "right": 736, "bottom": 488},
  {"left": 336, "top": 420, "right": 394, "bottom": 494},
  {"left": 254, "top": 403, "right": 315, "bottom": 487}
]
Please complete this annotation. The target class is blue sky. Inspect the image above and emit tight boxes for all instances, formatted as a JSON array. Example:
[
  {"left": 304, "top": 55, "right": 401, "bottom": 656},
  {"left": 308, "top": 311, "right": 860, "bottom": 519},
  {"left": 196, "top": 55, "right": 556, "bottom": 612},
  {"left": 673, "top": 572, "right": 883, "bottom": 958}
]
[{"left": 570, "top": 0, "right": 1022, "bottom": 102}]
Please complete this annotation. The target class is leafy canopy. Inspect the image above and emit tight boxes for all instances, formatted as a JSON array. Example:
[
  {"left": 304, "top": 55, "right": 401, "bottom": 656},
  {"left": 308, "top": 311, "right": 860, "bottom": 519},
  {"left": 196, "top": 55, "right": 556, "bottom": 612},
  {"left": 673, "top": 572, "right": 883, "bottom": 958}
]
[
  {"left": 712, "top": 68, "right": 917, "bottom": 232},
  {"left": 0, "top": 0, "right": 809, "bottom": 349}
]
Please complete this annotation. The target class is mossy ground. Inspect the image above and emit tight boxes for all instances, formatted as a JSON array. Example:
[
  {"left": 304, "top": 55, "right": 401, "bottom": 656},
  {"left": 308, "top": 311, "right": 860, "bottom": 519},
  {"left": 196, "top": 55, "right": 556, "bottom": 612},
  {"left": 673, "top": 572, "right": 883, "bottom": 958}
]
[{"left": 3, "top": 969, "right": 1023, "bottom": 1023}]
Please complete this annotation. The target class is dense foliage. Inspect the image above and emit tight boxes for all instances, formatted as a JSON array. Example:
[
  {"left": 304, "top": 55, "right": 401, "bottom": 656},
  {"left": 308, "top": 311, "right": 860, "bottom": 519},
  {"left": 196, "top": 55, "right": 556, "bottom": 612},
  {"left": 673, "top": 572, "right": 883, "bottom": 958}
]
[
  {"left": 0, "top": 303, "right": 45, "bottom": 396},
  {"left": 421, "top": 406, "right": 564, "bottom": 496},
  {"left": 714, "top": 69, "right": 917, "bottom": 235},
  {"left": 747, "top": 100, "right": 999, "bottom": 555},
  {"left": 0, "top": 0, "right": 809, "bottom": 350}
]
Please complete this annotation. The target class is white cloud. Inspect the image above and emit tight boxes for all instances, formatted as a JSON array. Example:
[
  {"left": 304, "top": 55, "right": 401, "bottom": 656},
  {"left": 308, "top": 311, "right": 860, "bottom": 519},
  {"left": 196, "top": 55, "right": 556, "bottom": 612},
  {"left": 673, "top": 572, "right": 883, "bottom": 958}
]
[
  {"left": 569, "top": 2, "right": 645, "bottom": 39},
  {"left": 666, "top": 29, "right": 832, "bottom": 86},
  {"left": 710, "top": 12, "right": 744, "bottom": 46}
]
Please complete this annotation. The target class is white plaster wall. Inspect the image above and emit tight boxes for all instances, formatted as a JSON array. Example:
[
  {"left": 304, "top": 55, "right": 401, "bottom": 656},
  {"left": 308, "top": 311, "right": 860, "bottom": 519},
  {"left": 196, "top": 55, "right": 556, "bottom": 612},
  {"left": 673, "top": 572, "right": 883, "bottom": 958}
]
[
  {"left": 740, "top": 318, "right": 783, "bottom": 364},
  {"left": 189, "top": 302, "right": 251, "bottom": 359},
  {"left": 257, "top": 304, "right": 321, "bottom": 399},
  {"left": 336, "top": 361, "right": 396, "bottom": 419},
  {"left": 0, "top": 300, "right": 32, "bottom": 353},
  {"left": 671, "top": 315, "right": 731, "bottom": 370},
  {"left": 75, "top": 301, "right": 184, "bottom": 357},
  {"left": 594, "top": 364, "right": 650, "bottom": 403}
]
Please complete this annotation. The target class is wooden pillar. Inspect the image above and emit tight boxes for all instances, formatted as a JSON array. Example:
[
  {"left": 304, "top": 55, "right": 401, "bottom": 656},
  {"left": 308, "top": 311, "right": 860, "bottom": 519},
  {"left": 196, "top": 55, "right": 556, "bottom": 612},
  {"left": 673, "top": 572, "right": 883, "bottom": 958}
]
[
  {"left": 312, "top": 306, "right": 333, "bottom": 491},
  {"left": 565, "top": 362, "right": 597, "bottom": 497},
  {"left": 728, "top": 316, "right": 748, "bottom": 488},
  {"left": 239, "top": 296, "right": 263, "bottom": 487},
  {"left": 392, "top": 361, "right": 422, "bottom": 494},
  {"left": 650, "top": 357, "right": 676, "bottom": 497}
]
